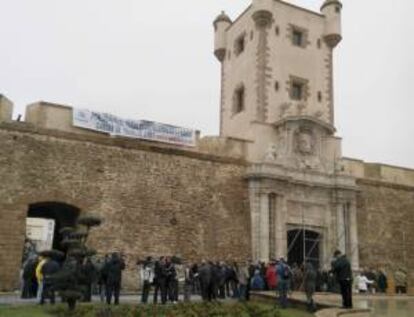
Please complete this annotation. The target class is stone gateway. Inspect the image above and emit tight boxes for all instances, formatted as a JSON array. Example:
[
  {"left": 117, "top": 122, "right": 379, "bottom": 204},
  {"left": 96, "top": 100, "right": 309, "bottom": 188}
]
[{"left": 0, "top": 0, "right": 413, "bottom": 292}]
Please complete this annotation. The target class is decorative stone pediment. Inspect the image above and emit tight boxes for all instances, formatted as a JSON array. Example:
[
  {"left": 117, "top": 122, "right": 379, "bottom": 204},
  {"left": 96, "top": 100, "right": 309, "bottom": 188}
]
[{"left": 260, "top": 116, "right": 341, "bottom": 174}]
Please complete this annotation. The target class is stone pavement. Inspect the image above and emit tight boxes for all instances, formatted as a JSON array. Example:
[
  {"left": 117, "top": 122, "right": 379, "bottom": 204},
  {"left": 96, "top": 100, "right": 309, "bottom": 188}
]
[
  {"left": 0, "top": 293, "right": 202, "bottom": 306},
  {"left": 252, "top": 291, "right": 414, "bottom": 316}
]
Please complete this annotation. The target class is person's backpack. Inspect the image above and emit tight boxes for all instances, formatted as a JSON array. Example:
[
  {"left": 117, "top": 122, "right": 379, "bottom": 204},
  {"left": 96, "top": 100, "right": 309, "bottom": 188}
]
[{"left": 283, "top": 264, "right": 292, "bottom": 280}]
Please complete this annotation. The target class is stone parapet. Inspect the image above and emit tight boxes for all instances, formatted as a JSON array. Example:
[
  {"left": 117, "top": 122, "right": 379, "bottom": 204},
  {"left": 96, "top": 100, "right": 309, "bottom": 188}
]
[
  {"left": 342, "top": 158, "right": 414, "bottom": 188},
  {"left": 0, "top": 95, "right": 13, "bottom": 122}
]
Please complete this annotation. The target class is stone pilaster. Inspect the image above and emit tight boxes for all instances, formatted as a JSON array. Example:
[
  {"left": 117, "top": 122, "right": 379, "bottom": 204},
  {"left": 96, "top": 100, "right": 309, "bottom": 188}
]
[
  {"left": 259, "top": 193, "right": 270, "bottom": 261},
  {"left": 275, "top": 195, "right": 287, "bottom": 259},
  {"left": 219, "top": 62, "right": 226, "bottom": 136},
  {"left": 348, "top": 202, "right": 360, "bottom": 270},
  {"left": 336, "top": 203, "right": 346, "bottom": 253},
  {"left": 324, "top": 48, "right": 335, "bottom": 125},
  {"left": 249, "top": 180, "right": 261, "bottom": 261},
  {"left": 253, "top": 10, "right": 273, "bottom": 123}
]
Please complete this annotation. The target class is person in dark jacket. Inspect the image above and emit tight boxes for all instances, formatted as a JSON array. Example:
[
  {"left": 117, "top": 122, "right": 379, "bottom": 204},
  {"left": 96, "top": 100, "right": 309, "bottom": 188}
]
[
  {"left": 82, "top": 258, "right": 97, "bottom": 302},
  {"left": 40, "top": 257, "right": 60, "bottom": 305},
  {"left": 191, "top": 263, "right": 200, "bottom": 295},
  {"left": 331, "top": 250, "right": 353, "bottom": 309},
  {"left": 97, "top": 255, "right": 109, "bottom": 302},
  {"left": 276, "top": 258, "right": 291, "bottom": 309},
  {"left": 153, "top": 257, "right": 168, "bottom": 304},
  {"left": 377, "top": 269, "right": 387, "bottom": 293},
  {"left": 103, "top": 252, "right": 126, "bottom": 305},
  {"left": 164, "top": 257, "right": 177, "bottom": 303},
  {"left": 198, "top": 260, "right": 213, "bottom": 301},
  {"left": 21, "top": 257, "right": 38, "bottom": 299},
  {"left": 217, "top": 262, "right": 227, "bottom": 299},
  {"left": 304, "top": 262, "right": 317, "bottom": 312},
  {"left": 246, "top": 260, "right": 256, "bottom": 301}
]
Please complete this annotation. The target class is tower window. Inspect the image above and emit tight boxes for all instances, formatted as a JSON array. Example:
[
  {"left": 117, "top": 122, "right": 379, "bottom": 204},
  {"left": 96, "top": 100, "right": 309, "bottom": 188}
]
[
  {"left": 233, "top": 85, "right": 245, "bottom": 114},
  {"left": 335, "top": 6, "right": 341, "bottom": 13},
  {"left": 292, "top": 30, "right": 303, "bottom": 46},
  {"left": 291, "top": 83, "right": 303, "bottom": 100},
  {"left": 317, "top": 39, "right": 321, "bottom": 49},
  {"left": 275, "top": 81, "right": 280, "bottom": 91},
  {"left": 235, "top": 34, "right": 246, "bottom": 56},
  {"left": 288, "top": 24, "right": 309, "bottom": 48},
  {"left": 275, "top": 26, "right": 280, "bottom": 36},
  {"left": 318, "top": 91, "right": 323, "bottom": 102},
  {"left": 288, "top": 76, "right": 309, "bottom": 101}
]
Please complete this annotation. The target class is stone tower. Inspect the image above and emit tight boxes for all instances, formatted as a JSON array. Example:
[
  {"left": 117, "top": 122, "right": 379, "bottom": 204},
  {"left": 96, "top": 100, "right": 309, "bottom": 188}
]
[{"left": 214, "top": 0, "right": 360, "bottom": 269}]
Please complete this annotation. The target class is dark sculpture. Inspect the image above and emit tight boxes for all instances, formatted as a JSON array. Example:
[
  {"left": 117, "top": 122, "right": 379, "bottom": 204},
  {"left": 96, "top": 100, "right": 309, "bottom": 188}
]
[{"left": 50, "top": 214, "right": 102, "bottom": 310}]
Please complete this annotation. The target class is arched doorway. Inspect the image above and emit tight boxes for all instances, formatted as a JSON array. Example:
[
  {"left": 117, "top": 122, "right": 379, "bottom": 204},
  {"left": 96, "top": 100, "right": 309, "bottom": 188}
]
[
  {"left": 25, "top": 202, "right": 80, "bottom": 256},
  {"left": 287, "top": 229, "right": 321, "bottom": 269}
]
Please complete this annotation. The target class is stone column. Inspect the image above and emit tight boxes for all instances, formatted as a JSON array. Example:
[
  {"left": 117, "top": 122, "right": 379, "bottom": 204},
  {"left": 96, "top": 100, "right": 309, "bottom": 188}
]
[
  {"left": 248, "top": 180, "right": 261, "bottom": 261},
  {"left": 259, "top": 193, "right": 270, "bottom": 261},
  {"left": 348, "top": 202, "right": 360, "bottom": 270},
  {"left": 275, "top": 195, "right": 287, "bottom": 259},
  {"left": 336, "top": 203, "right": 346, "bottom": 253}
]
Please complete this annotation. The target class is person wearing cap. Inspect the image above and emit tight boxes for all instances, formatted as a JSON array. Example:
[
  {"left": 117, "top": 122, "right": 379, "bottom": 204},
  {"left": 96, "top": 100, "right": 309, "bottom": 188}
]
[{"left": 331, "top": 250, "right": 353, "bottom": 309}]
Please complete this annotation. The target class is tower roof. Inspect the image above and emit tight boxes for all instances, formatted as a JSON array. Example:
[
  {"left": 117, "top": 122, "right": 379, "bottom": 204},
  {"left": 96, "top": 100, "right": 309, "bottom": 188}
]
[
  {"left": 213, "top": 11, "right": 232, "bottom": 28},
  {"left": 321, "top": 0, "right": 342, "bottom": 11}
]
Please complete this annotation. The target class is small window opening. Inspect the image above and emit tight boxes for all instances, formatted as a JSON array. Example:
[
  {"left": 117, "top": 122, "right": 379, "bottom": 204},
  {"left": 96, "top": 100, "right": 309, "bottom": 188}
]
[
  {"left": 335, "top": 6, "right": 341, "bottom": 13},
  {"left": 291, "top": 82, "right": 303, "bottom": 100},
  {"left": 235, "top": 35, "right": 245, "bottom": 55},
  {"left": 292, "top": 30, "right": 303, "bottom": 46},
  {"left": 317, "top": 39, "right": 321, "bottom": 49},
  {"left": 234, "top": 86, "right": 245, "bottom": 114},
  {"left": 275, "top": 81, "right": 279, "bottom": 91},
  {"left": 318, "top": 91, "right": 323, "bottom": 102},
  {"left": 275, "top": 26, "right": 280, "bottom": 36}
]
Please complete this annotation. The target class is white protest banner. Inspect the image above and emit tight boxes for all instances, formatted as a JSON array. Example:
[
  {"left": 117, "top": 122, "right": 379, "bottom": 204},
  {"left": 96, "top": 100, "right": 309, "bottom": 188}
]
[{"left": 73, "top": 108, "right": 197, "bottom": 147}]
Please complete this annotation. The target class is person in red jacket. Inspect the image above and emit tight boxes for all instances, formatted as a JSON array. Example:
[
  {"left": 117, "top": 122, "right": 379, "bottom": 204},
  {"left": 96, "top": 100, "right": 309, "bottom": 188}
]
[{"left": 266, "top": 261, "right": 277, "bottom": 290}]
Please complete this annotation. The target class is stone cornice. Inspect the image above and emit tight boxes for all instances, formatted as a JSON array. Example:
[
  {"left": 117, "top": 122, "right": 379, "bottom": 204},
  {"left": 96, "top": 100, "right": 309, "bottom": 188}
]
[
  {"left": 245, "top": 163, "right": 358, "bottom": 191},
  {"left": 272, "top": 115, "right": 336, "bottom": 134},
  {"left": 357, "top": 178, "right": 414, "bottom": 191}
]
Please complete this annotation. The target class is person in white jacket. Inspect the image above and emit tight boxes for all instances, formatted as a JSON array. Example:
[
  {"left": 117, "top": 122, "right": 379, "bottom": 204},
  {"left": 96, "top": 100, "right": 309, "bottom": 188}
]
[
  {"left": 140, "top": 257, "right": 154, "bottom": 303},
  {"left": 355, "top": 272, "right": 374, "bottom": 293}
]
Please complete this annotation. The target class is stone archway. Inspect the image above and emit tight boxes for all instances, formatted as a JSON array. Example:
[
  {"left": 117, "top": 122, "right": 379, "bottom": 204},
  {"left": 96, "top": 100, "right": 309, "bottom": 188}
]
[{"left": 25, "top": 202, "right": 81, "bottom": 254}]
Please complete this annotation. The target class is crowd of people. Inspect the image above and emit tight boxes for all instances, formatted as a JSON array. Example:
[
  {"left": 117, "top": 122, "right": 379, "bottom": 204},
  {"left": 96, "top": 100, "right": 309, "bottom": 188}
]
[
  {"left": 20, "top": 252, "right": 126, "bottom": 305},
  {"left": 20, "top": 247, "right": 408, "bottom": 311},
  {"left": 137, "top": 256, "right": 308, "bottom": 309}
]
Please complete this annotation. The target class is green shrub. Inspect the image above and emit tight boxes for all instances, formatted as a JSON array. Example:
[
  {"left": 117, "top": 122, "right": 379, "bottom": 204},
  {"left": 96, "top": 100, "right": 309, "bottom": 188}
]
[{"left": 47, "top": 302, "right": 281, "bottom": 317}]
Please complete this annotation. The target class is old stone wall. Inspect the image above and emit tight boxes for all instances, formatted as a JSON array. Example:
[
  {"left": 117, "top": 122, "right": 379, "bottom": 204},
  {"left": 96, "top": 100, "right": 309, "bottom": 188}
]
[
  {"left": 0, "top": 123, "right": 251, "bottom": 290},
  {"left": 356, "top": 179, "right": 414, "bottom": 276}
]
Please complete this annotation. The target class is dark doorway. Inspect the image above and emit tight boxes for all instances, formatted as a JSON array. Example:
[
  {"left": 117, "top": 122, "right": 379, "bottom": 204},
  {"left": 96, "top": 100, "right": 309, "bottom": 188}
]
[
  {"left": 287, "top": 229, "right": 321, "bottom": 269},
  {"left": 27, "top": 202, "right": 80, "bottom": 251}
]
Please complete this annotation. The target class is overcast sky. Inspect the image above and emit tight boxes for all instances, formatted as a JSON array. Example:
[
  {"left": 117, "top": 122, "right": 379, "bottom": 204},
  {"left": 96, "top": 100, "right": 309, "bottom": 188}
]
[{"left": 1, "top": 0, "right": 413, "bottom": 168}]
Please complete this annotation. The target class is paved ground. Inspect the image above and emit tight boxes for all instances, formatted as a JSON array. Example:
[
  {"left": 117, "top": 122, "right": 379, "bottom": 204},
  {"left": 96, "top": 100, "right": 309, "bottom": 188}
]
[
  {"left": 0, "top": 293, "right": 203, "bottom": 306},
  {"left": 254, "top": 291, "right": 414, "bottom": 316}
]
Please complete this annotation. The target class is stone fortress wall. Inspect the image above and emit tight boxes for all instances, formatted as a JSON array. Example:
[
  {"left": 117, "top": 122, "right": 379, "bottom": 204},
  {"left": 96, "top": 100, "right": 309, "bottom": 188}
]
[
  {"left": 0, "top": 101, "right": 251, "bottom": 290},
  {"left": 0, "top": 100, "right": 413, "bottom": 291}
]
